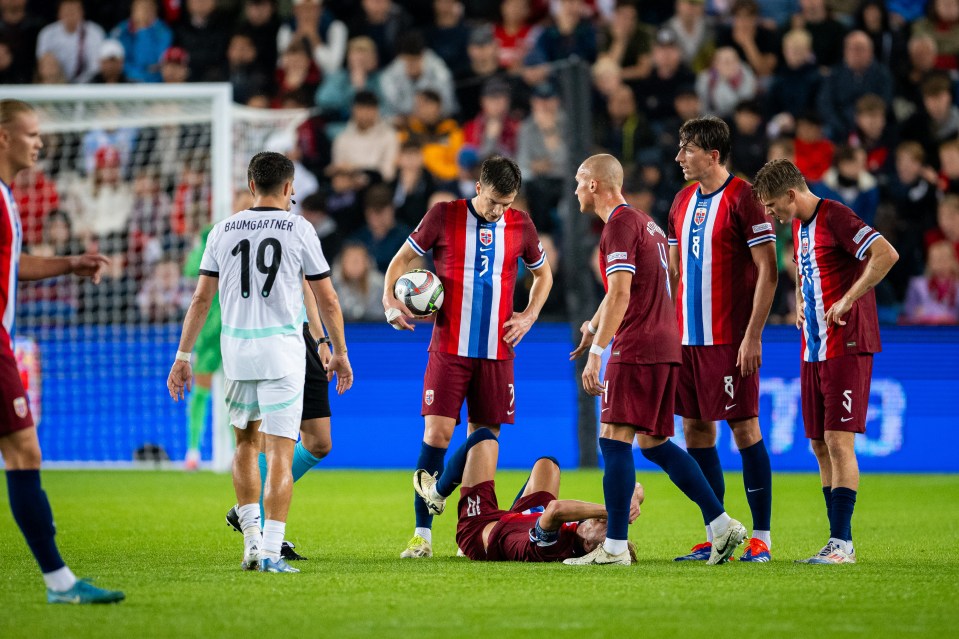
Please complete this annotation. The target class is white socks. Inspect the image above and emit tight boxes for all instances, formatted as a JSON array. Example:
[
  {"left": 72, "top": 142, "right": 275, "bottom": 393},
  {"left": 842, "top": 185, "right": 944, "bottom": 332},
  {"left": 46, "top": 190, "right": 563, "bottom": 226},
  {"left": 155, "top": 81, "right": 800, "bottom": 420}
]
[
  {"left": 753, "top": 530, "right": 771, "bottom": 547},
  {"left": 237, "top": 503, "right": 261, "bottom": 556},
  {"left": 428, "top": 485, "right": 443, "bottom": 502},
  {"left": 829, "top": 537, "right": 853, "bottom": 554},
  {"left": 414, "top": 527, "right": 432, "bottom": 544},
  {"left": 263, "top": 520, "right": 286, "bottom": 561},
  {"left": 708, "top": 513, "right": 732, "bottom": 538},
  {"left": 603, "top": 539, "right": 628, "bottom": 556},
  {"left": 43, "top": 566, "right": 77, "bottom": 592},
  {"left": 705, "top": 525, "right": 713, "bottom": 543}
]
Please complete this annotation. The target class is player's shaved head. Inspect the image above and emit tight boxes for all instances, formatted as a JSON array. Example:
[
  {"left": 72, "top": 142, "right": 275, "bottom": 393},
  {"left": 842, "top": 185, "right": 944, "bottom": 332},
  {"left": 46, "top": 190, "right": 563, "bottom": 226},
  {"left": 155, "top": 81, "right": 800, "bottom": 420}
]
[
  {"left": 0, "top": 99, "right": 35, "bottom": 126},
  {"left": 580, "top": 154, "right": 624, "bottom": 189}
]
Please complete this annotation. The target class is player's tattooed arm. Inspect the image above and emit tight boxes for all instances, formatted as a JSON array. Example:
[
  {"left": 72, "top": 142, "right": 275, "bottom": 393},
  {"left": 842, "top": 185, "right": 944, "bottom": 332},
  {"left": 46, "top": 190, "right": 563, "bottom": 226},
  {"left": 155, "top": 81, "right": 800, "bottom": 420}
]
[{"left": 825, "top": 237, "right": 899, "bottom": 327}]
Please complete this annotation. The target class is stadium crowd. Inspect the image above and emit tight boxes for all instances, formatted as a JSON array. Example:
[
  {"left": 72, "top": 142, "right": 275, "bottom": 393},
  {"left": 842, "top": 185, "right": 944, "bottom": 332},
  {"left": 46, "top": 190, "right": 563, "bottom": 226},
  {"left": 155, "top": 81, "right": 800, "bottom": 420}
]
[{"left": 4, "top": 0, "right": 959, "bottom": 326}]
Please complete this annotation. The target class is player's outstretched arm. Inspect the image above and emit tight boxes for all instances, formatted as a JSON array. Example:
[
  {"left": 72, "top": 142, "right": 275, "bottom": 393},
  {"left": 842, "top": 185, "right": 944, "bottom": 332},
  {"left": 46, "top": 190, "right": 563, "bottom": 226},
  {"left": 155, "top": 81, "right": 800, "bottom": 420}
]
[
  {"left": 504, "top": 262, "right": 553, "bottom": 346},
  {"left": 738, "top": 241, "right": 778, "bottom": 377},
  {"left": 824, "top": 237, "right": 899, "bottom": 327},
  {"left": 18, "top": 253, "right": 109, "bottom": 283},
  {"left": 382, "top": 242, "right": 418, "bottom": 331},
  {"left": 167, "top": 275, "right": 218, "bottom": 401},
  {"left": 570, "top": 298, "right": 607, "bottom": 360},
  {"left": 309, "top": 277, "right": 353, "bottom": 394}
]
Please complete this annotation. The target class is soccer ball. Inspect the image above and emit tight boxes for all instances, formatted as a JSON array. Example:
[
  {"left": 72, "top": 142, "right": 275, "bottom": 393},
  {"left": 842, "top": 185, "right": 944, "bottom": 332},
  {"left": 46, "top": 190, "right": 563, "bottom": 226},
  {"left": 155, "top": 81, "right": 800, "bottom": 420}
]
[{"left": 394, "top": 269, "right": 444, "bottom": 317}]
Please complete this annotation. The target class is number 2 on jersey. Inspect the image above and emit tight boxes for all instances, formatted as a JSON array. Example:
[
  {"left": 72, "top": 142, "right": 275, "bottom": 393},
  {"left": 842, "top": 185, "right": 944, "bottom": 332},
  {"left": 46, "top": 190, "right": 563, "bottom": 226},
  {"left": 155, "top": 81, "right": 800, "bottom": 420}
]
[{"left": 231, "top": 238, "right": 283, "bottom": 298}]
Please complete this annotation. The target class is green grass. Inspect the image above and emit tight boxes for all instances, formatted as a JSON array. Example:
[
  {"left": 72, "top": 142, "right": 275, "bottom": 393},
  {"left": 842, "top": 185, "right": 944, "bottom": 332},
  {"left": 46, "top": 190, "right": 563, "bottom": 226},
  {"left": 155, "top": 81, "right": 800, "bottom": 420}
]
[{"left": 1, "top": 470, "right": 957, "bottom": 638}]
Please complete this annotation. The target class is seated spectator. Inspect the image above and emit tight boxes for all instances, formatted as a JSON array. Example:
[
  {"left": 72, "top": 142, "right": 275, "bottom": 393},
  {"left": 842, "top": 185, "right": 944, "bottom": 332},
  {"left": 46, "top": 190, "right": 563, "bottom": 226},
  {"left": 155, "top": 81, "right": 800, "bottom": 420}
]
[
  {"left": 300, "top": 193, "right": 344, "bottom": 264},
  {"left": 326, "top": 166, "right": 368, "bottom": 236},
  {"left": 91, "top": 39, "right": 129, "bottom": 83},
  {"left": 348, "top": 183, "right": 412, "bottom": 272},
  {"left": 128, "top": 169, "right": 173, "bottom": 241},
  {"left": 35, "top": 0, "right": 104, "bottom": 83},
  {"left": 463, "top": 78, "right": 520, "bottom": 158},
  {"left": 789, "top": 0, "right": 846, "bottom": 69},
  {"left": 663, "top": 0, "right": 715, "bottom": 73},
  {"left": 848, "top": 93, "right": 896, "bottom": 177},
  {"left": 174, "top": 0, "right": 230, "bottom": 81},
  {"left": 925, "top": 193, "right": 959, "bottom": 256},
  {"left": 264, "top": 128, "right": 320, "bottom": 218},
  {"left": 170, "top": 160, "right": 211, "bottom": 240},
  {"left": 13, "top": 164, "right": 59, "bottom": 248},
  {"left": 393, "top": 141, "right": 439, "bottom": 228},
  {"left": 696, "top": 47, "right": 757, "bottom": 118},
  {"left": 631, "top": 27, "right": 696, "bottom": 123},
  {"left": 652, "top": 85, "right": 702, "bottom": 167},
  {"left": 29, "top": 209, "right": 84, "bottom": 258},
  {"left": 136, "top": 254, "right": 192, "bottom": 322},
  {"left": 280, "top": 88, "right": 332, "bottom": 180},
  {"left": 939, "top": 139, "right": 959, "bottom": 193},
  {"left": 855, "top": 0, "right": 907, "bottom": 71},
  {"left": 331, "top": 90, "right": 399, "bottom": 182},
  {"left": 159, "top": 46, "right": 190, "bottom": 83},
  {"left": 379, "top": 31, "right": 457, "bottom": 121},
  {"left": 332, "top": 242, "right": 387, "bottom": 321},
  {"left": 228, "top": 31, "right": 271, "bottom": 105},
  {"left": 450, "top": 146, "right": 482, "bottom": 199},
  {"left": 456, "top": 24, "right": 515, "bottom": 123},
  {"left": 274, "top": 39, "right": 321, "bottom": 106},
  {"left": 715, "top": 0, "right": 778, "bottom": 78},
  {"left": 902, "top": 240, "right": 959, "bottom": 324},
  {"left": 110, "top": 0, "right": 173, "bottom": 83},
  {"left": 34, "top": 52, "right": 66, "bottom": 84},
  {"left": 729, "top": 99, "right": 767, "bottom": 178},
  {"left": 428, "top": 0, "right": 471, "bottom": 78},
  {"left": 901, "top": 72, "right": 959, "bottom": 165},
  {"left": 277, "top": 0, "right": 347, "bottom": 77},
  {"left": 794, "top": 111, "right": 834, "bottom": 182},
  {"left": 239, "top": 0, "right": 281, "bottom": 76},
  {"left": 523, "top": 0, "right": 598, "bottom": 86},
  {"left": 398, "top": 89, "right": 464, "bottom": 182},
  {"left": 518, "top": 82, "right": 567, "bottom": 234},
  {"left": 0, "top": 0, "right": 44, "bottom": 84},
  {"left": 768, "top": 136, "right": 796, "bottom": 163},
  {"left": 592, "top": 56, "right": 624, "bottom": 105},
  {"left": 594, "top": 84, "right": 652, "bottom": 171},
  {"left": 896, "top": 34, "right": 942, "bottom": 116},
  {"left": 316, "top": 36, "right": 381, "bottom": 128},
  {"left": 346, "top": 0, "right": 414, "bottom": 68},
  {"left": 765, "top": 28, "right": 820, "bottom": 119},
  {"left": 817, "top": 30, "right": 894, "bottom": 140},
  {"left": 598, "top": 0, "right": 654, "bottom": 82},
  {"left": 495, "top": 0, "right": 540, "bottom": 72},
  {"left": 811, "top": 145, "right": 880, "bottom": 225},
  {"left": 77, "top": 232, "right": 140, "bottom": 325},
  {"left": 61, "top": 147, "right": 135, "bottom": 240},
  {"left": 885, "top": 141, "right": 939, "bottom": 292},
  {"left": 768, "top": 239, "right": 798, "bottom": 326},
  {"left": 912, "top": 0, "right": 959, "bottom": 70}
]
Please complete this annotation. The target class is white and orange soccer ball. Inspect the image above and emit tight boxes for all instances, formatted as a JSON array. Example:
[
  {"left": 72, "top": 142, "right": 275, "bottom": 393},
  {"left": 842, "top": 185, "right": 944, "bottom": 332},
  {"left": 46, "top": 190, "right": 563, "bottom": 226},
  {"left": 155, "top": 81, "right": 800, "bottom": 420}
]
[{"left": 393, "top": 269, "right": 444, "bottom": 317}]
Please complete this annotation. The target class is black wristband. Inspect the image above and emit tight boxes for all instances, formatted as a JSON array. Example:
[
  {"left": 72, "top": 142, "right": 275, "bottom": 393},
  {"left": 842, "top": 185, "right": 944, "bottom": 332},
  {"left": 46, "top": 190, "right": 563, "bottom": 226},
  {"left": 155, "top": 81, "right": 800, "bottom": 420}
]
[{"left": 318, "top": 336, "right": 331, "bottom": 345}]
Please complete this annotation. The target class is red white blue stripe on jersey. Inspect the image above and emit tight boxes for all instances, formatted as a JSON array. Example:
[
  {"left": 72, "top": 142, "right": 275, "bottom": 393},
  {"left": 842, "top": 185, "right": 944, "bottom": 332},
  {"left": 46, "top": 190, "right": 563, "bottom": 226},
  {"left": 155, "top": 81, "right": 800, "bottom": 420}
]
[
  {"left": 604, "top": 205, "right": 636, "bottom": 278},
  {"left": 0, "top": 179, "right": 22, "bottom": 346}
]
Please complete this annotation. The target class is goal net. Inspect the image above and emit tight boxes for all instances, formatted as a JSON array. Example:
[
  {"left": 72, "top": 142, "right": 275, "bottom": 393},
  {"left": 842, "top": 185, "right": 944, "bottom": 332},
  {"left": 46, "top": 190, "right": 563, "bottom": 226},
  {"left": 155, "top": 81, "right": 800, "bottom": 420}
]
[{"left": 0, "top": 84, "right": 309, "bottom": 469}]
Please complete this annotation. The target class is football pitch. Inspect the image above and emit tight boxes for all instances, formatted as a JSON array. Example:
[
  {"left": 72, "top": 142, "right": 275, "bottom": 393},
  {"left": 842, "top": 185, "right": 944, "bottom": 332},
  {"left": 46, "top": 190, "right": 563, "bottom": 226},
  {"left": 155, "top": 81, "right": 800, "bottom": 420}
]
[{"left": 2, "top": 470, "right": 957, "bottom": 638}]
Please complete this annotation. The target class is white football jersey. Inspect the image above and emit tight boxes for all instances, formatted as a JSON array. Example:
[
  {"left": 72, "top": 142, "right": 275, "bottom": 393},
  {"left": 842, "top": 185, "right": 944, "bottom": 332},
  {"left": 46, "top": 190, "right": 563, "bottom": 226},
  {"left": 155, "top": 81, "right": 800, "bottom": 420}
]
[{"left": 199, "top": 207, "right": 330, "bottom": 380}]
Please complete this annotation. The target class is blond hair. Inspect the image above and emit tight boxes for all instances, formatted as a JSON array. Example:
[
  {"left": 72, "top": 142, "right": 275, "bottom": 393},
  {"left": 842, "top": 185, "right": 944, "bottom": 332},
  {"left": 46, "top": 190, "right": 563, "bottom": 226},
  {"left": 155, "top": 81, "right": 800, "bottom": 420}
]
[
  {"left": 752, "top": 158, "right": 809, "bottom": 201},
  {"left": 0, "top": 99, "right": 35, "bottom": 126}
]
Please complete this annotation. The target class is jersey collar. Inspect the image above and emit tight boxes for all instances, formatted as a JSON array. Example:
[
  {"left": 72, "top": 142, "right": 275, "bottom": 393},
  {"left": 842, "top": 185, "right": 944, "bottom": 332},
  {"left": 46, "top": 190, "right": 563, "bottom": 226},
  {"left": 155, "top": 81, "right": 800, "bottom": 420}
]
[
  {"left": 608, "top": 203, "right": 628, "bottom": 221},
  {"left": 249, "top": 206, "right": 285, "bottom": 212},
  {"left": 697, "top": 173, "right": 734, "bottom": 200},
  {"left": 801, "top": 198, "right": 825, "bottom": 227},
  {"left": 466, "top": 198, "right": 503, "bottom": 225}
]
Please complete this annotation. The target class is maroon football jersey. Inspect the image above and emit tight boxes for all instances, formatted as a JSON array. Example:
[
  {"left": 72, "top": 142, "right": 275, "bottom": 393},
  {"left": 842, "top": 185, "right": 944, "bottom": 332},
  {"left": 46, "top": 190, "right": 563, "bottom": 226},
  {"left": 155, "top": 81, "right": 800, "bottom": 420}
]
[
  {"left": 599, "top": 205, "right": 681, "bottom": 365},
  {"left": 486, "top": 513, "right": 582, "bottom": 562}
]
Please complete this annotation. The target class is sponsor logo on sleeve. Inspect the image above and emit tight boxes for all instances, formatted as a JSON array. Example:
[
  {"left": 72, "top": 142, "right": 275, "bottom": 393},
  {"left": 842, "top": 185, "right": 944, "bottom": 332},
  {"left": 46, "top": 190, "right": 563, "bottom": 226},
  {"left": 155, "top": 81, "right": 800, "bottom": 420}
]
[
  {"left": 853, "top": 227, "right": 871, "bottom": 244},
  {"left": 752, "top": 222, "right": 773, "bottom": 233},
  {"left": 607, "top": 251, "right": 627, "bottom": 262}
]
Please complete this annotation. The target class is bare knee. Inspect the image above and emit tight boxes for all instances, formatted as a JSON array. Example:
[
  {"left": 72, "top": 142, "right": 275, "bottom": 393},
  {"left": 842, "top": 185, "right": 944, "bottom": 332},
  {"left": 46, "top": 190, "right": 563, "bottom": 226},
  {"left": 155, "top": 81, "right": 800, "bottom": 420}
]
[
  {"left": 424, "top": 418, "right": 456, "bottom": 447},
  {"left": 299, "top": 421, "right": 332, "bottom": 459},
  {"left": 683, "top": 419, "right": 717, "bottom": 448},
  {"left": 729, "top": 418, "right": 761, "bottom": 449}
]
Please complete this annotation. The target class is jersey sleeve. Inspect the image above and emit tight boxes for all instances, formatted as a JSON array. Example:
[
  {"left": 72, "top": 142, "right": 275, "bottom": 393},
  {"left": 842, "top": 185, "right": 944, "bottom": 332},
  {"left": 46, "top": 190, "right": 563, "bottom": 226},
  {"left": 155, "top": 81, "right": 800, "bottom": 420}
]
[
  {"left": 299, "top": 218, "right": 332, "bottom": 280},
  {"left": 521, "top": 213, "right": 547, "bottom": 270},
  {"left": 737, "top": 183, "right": 777, "bottom": 248},
  {"left": 407, "top": 203, "right": 444, "bottom": 256},
  {"left": 667, "top": 192, "right": 682, "bottom": 247},
  {"left": 828, "top": 203, "right": 882, "bottom": 261},
  {"left": 602, "top": 217, "right": 641, "bottom": 278},
  {"left": 198, "top": 224, "right": 220, "bottom": 277}
]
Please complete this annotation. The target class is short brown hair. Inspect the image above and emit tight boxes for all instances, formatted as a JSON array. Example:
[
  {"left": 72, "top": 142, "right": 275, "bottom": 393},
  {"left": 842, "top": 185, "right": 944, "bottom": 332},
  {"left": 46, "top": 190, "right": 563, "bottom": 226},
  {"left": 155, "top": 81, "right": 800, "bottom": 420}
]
[
  {"left": 0, "top": 99, "right": 35, "bottom": 125},
  {"left": 855, "top": 93, "right": 886, "bottom": 115},
  {"left": 679, "top": 116, "right": 731, "bottom": 164},
  {"left": 921, "top": 72, "right": 952, "bottom": 97},
  {"left": 896, "top": 141, "right": 925, "bottom": 164},
  {"left": 752, "top": 158, "right": 808, "bottom": 201}
]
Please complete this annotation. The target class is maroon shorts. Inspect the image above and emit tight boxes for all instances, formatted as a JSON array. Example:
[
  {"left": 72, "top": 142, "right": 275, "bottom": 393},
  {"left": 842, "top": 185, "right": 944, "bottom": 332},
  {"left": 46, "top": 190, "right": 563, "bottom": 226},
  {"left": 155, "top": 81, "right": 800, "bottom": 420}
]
[
  {"left": 675, "top": 344, "right": 760, "bottom": 422},
  {"left": 422, "top": 351, "right": 515, "bottom": 425},
  {"left": 456, "top": 480, "right": 558, "bottom": 561},
  {"left": 0, "top": 344, "right": 34, "bottom": 437},
  {"left": 801, "top": 354, "right": 873, "bottom": 439},
  {"left": 601, "top": 362, "right": 677, "bottom": 436}
]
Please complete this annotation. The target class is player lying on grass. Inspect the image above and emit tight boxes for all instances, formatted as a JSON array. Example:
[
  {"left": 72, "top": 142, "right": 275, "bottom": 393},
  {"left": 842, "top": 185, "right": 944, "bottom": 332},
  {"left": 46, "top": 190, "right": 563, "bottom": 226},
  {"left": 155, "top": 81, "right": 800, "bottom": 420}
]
[{"left": 414, "top": 428, "right": 642, "bottom": 562}]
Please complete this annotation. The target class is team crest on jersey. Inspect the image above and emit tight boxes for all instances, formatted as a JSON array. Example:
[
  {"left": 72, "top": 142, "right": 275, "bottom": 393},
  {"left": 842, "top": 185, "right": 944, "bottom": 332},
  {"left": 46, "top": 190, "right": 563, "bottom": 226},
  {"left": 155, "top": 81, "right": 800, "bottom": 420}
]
[
  {"left": 13, "top": 397, "right": 27, "bottom": 418},
  {"left": 694, "top": 202, "right": 708, "bottom": 225},
  {"left": 479, "top": 228, "right": 493, "bottom": 246},
  {"left": 801, "top": 236, "right": 810, "bottom": 256},
  {"left": 425, "top": 390, "right": 434, "bottom": 405}
]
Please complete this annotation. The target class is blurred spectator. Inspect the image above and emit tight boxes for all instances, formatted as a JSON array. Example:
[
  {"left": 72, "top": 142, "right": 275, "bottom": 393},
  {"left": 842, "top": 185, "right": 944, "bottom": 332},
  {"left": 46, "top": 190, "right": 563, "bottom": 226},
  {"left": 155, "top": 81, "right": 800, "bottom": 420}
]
[
  {"left": 790, "top": 0, "right": 846, "bottom": 69},
  {"left": 380, "top": 31, "right": 457, "bottom": 120},
  {"left": 316, "top": 36, "right": 381, "bottom": 128},
  {"left": 663, "top": 0, "right": 715, "bottom": 73},
  {"left": 811, "top": 146, "right": 880, "bottom": 225},
  {"left": 765, "top": 29, "right": 820, "bottom": 119},
  {"left": 346, "top": 0, "right": 414, "bottom": 68},
  {"left": 848, "top": 93, "right": 896, "bottom": 177},
  {"left": 91, "top": 39, "right": 129, "bottom": 83},
  {"left": 61, "top": 147, "right": 135, "bottom": 240},
  {"left": 78, "top": 232, "right": 140, "bottom": 324},
  {"left": 0, "top": 0, "right": 44, "bottom": 83},
  {"left": 939, "top": 139, "right": 959, "bottom": 193},
  {"left": 518, "top": 81, "right": 567, "bottom": 233},
  {"left": 398, "top": 89, "right": 464, "bottom": 182},
  {"left": 768, "top": 239, "right": 798, "bottom": 325},
  {"left": 136, "top": 255, "right": 192, "bottom": 323},
  {"left": 159, "top": 46, "right": 190, "bottom": 83},
  {"left": 263, "top": 129, "right": 320, "bottom": 218},
  {"left": 514, "top": 233, "right": 565, "bottom": 319},
  {"left": 592, "top": 56, "right": 624, "bottom": 105},
  {"left": 228, "top": 31, "right": 271, "bottom": 105},
  {"left": 277, "top": 0, "right": 348, "bottom": 77},
  {"left": 274, "top": 40, "right": 321, "bottom": 105},
  {"left": 393, "top": 140, "right": 439, "bottom": 228},
  {"left": 495, "top": 0, "right": 540, "bottom": 72},
  {"left": 652, "top": 85, "right": 703, "bottom": 168},
  {"left": 696, "top": 47, "right": 758, "bottom": 118},
  {"left": 129, "top": 169, "right": 173, "bottom": 241},
  {"left": 455, "top": 24, "right": 515, "bottom": 123},
  {"left": 901, "top": 72, "right": 959, "bottom": 166},
  {"left": 854, "top": 0, "right": 907, "bottom": 71},
  {"left": 300, "top": 193, "right": 344, "bottom": 264},
  {"left": 239, "top": 0, "right": 281, "bottom": 76},
  {"left": 29, "top": 209, "right": 84, "bottom": 257},
  {"left": 912, "top": 0, "right": 959, "bottom": 70},
  {"left": 13, "top": 164, "right": 59, "bottom": 248},
  {"left": 793, "top": 112, "right": 834, "bottom": 181},
  {"left": 631, "top": 27, "right": 696, "bottom": 123},
  {"left": 768, "top": 136, "right": 796, "bottom": 163},
  {"left": 35, "top": 0, "right": 105, "bottom": 84},
  {"left": 331, "top": 90, "right": 399, "bottom": 182},
  {"left": 885, "top": 141, "right": 939, "bottom": 294},
  {"left": 523, "top": 0, "right": 598, "bottom": 86},
  {"left": 277, "top": 88, "right": 332, "bottom": 181},
  {"left": 428, "top": 0, "right": 471, "bottom": 78},
  {"left": 901, "top": 240, "right": 959, "bottom": 324},
  {"left": 35, "top": 51, "right": 66, "bottom": 84},
  {"left": 174, "top": 0, "right": 230, "bottom": 81},
  {"left": 348, "top": 183, "right": 412, "bottom": 272},
  {"left": 81, "top": 124, "right": 136, "bottom": 178},
  {"left": 450, "top": 146, "right": 482, "bottom": 198},
  {"left": 715, "top": 0, "right": 778, "bottom": 78},
  {"left": 925, "top": 193, "right": 959, "bottom": 255},
  {"left": 729, "top": 100, "right": 767, "bottom": 178},
  {"left": 463, "top": 78, "right": 520, "bottom": 157},
  {"left": 325, "top": 166, "right": 367, "bottom": 236},
  {"left": 332, "top": 242, "right": 386, "bottom": 321},
  {"left": 598, "top": 0, "right": 654, "bottom": 82},
  {"left": 816, "top": 30, "right": 893, "bottom": 140},
  {"left": 896, "top": 34, "right": 941, "bottom": 116},
  {"left": 110, "top": 0, "right": 174, "bottom": 83},
  {"left": 595, "top": 84, "right": 652, "bottom": 171},
  {"left": 170, "top": 160, "right": 211, "bottom": 240}
]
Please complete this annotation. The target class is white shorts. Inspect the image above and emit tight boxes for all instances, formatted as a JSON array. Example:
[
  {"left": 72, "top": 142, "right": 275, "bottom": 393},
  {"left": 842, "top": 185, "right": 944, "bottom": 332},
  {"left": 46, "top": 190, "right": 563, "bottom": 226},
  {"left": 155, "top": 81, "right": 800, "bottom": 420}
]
[{"left": 225, "top": 372, "right": 303, "bottom": 440}]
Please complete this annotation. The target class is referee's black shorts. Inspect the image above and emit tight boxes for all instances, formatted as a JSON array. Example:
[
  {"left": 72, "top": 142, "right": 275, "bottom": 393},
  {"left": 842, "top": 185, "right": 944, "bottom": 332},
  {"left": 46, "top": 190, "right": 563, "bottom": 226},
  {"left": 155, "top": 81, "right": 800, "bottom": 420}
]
[{"left": 303, "top": 323, "right": 331, "bottom": 420}]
